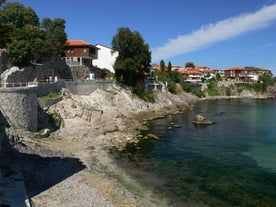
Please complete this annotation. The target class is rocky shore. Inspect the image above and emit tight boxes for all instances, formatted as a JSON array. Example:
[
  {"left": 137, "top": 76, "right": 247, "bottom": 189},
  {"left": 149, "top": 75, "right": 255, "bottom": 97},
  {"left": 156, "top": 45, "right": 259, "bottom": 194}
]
[
  {"left": 2, "top": 82, "right": 275, "bottom": 207},
  {"left": 2, "top": 84, "right": 199, "bottom": 207}
]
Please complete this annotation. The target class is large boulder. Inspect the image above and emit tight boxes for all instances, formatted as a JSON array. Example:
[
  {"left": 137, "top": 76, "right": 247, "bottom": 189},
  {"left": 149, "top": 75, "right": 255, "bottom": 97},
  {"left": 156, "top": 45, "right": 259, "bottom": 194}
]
[
  {"left": 192, "top": 114, "right": 214, "bottom": 125},
  {"left": 0, "top": 59, "right": 73, "bottom": 83}
]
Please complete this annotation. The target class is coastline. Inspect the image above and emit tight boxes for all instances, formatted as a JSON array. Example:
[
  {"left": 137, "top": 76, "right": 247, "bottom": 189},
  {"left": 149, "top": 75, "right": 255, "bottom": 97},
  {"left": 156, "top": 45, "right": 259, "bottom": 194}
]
[
  {"left": 3, "top": 84, "right": 275, "bottom": 206},
  {"left": 6, "top": 85, "right": 198, "bottom": 207}
]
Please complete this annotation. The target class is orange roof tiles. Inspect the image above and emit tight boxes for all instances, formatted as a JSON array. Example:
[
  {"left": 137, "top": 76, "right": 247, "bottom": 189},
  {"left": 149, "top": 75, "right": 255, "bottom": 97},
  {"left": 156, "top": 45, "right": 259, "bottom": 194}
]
[
  {"left": 178, "top": 69, "right": 202, "bottom": 75},
  {"left": 66, "top": 40, "right": 91, "bottom": 46},
  {"left": 225, "top": 67, "right": 246, "bottom": 71},
  {"left": 194, "top": 65, "right": 209, "bottom": 70}
]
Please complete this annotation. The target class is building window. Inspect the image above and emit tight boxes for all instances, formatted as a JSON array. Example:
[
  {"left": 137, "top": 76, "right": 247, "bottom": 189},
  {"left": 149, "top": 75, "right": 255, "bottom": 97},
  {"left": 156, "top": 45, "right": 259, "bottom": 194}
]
[{"left": 83, "top": 48, "right": 87, "bottom": 53}]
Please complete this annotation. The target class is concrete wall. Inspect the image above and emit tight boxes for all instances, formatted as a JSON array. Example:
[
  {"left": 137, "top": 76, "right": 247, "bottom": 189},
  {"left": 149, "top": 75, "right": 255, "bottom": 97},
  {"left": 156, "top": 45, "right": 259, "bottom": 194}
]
[
  {"left": 37, "top": 79, "right": 114, "bottom": 96},
  {"left": 37, "top": 80, "right": 65, "bottom": 97},
  {"left": 64, "top": 80, "right": 114, "bottom": 95},
  {"left": 0, "top": 87, "right": 37, "bottom": 131}
]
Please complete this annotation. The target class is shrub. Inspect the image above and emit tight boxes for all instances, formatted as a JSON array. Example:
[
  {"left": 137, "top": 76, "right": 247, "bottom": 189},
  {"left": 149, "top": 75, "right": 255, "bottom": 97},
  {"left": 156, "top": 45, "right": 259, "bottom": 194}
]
[
  {"left": 134, "top": 82, "right": 155, "bottom": 102},
  {"left": 206, "top": 80, "right": 221, "bottom": 96}
]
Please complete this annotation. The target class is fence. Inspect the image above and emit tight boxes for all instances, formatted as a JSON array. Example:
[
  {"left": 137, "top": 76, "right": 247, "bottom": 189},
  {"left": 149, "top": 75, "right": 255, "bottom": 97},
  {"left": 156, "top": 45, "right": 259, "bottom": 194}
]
[{"left": 0, "top": 82, "right": 32, "bottom": 88}]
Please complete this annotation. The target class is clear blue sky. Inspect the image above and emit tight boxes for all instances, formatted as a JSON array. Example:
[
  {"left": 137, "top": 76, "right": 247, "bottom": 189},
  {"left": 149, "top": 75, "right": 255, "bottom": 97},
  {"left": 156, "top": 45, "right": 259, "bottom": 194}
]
[{"left": 8, "top": 0, "right": 276, "bottom": 75}]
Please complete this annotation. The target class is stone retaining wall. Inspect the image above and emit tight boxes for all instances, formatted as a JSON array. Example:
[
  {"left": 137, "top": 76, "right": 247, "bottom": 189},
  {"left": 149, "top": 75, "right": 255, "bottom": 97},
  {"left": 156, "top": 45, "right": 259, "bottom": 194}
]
[
  {"left": 0, "top": 80, "right": 114, "bottom": 132},
  {"left": 37, "top": 80, "right": 65, "bottom": 96},
  {"left": 64, "top": 80, "right": 114, "bottom": 95},
  {"left": 0, "top": 87, "right": 37, "bottom": 131}
]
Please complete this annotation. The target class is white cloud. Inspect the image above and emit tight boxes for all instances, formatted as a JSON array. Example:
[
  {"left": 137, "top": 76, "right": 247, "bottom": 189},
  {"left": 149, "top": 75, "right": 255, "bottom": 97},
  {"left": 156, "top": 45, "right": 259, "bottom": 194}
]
[{"left": 151, "top": 4, "right": 276, "bottom": 63}]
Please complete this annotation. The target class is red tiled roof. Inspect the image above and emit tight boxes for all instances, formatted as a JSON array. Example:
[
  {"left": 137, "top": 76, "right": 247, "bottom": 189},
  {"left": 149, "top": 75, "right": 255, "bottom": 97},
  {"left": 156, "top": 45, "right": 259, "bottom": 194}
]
[
  {"left": 179, "top": 69, "right": 202, "bottom": 75},
  {"left": 187, "top": 69, "right": 202, "bottom": 74},
  {"left": 225, "top": 67, "right": 246, "bottom": 71},
  {"left": 194, "top": 65, "right": 209, "bottom": 70},
  {"left": 66, "top": 40, "right": 91, "bottom": 46}
]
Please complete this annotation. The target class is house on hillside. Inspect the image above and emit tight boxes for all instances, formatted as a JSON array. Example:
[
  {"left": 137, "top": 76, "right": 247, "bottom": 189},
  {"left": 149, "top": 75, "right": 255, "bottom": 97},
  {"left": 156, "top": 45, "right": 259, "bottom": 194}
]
[
  {"left": 194, "top": 65, "right": 209, "bottom": 70},
  {"left": 224, "top": 67, "right": 247, "bottom": 81},
  {"left": 178, "top": 68, "right": 203, "bottom": 83},
  {"left": 172, "top": 65, "right": 183, "bottom": 71},
  {"left": 224, "top": 67, "right": 269, "bottom": 82},
  {"left": 63, "top": 40, "right": 99, "bottom": 67},
  {"left": 200, "top": 68, "right": 224, "bottom": 80},
  {"left": 92, "top": 44, "right": 118, "bottom": 73}
]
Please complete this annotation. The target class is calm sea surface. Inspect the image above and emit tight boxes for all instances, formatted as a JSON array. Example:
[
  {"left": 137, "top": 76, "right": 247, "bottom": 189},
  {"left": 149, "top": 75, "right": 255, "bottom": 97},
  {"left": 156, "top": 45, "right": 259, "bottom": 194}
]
[{"left": 115, "top": 99, "right": 276, "bottom": 206}]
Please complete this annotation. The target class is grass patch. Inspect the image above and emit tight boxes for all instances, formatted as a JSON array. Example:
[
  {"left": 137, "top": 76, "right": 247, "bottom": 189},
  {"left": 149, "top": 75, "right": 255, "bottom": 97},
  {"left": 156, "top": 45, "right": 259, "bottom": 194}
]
[
  {"left": 38, "top": 91, "right": 62, "bottom": 99},
  {"left": 36, "top": 128, "right": 46, "bottom": 134}
]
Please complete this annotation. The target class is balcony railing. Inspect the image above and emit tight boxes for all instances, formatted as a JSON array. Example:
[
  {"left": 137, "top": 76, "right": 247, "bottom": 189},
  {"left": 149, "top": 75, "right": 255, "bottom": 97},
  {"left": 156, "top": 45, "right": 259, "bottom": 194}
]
[{"left": 0, "top": 81, "right": 42, "bottom": 88}]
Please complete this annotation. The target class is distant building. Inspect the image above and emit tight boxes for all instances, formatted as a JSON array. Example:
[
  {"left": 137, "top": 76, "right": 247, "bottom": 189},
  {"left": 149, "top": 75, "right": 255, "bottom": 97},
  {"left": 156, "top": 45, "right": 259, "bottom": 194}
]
[
  {"left": 63, "top": 40, "right": 99, "bottom": 66},
  {"left": 178, "top": 68, "right": 203, "bottom": 83},
  {"left": 224, "top": 67, "right": 269, "bottom": 82},
  {"left": 92, "top": 44, "right": 118, "bottom": 73}
]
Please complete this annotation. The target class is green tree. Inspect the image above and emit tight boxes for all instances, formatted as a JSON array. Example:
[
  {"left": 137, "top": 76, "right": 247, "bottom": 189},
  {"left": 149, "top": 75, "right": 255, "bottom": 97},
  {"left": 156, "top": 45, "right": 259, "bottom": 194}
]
[
  {"left": 168, "top": 61, "right": 172, "bottom": 77},
  {"left": 244, "top": 66, "right": 259, "bottom": 71},
  {"left": 7, "top": 39, "right": 32, "bottom": 66},
  {"left": 40, "top": 18, "right": 67, "bottom": 61},
  {"left": 112, "top": 27, "right": 151, "bottom": 86},
  {"left": 0, "top": 2, "right": 39, "bottom": 47},
  {"left": 8, "top": 24, "right": 45, "bottom": 65},
  {"left": 185, "top": 62, "right": 195, "bottom": 68},
  {"left": 0, "top": 2, "right": 41, "bottom": 66},
  {"left": 160, "top": 59, "right": 165, "bottom": 73},
  {"left": 0, "top": 2, "right": 67, "bottom": 66}
]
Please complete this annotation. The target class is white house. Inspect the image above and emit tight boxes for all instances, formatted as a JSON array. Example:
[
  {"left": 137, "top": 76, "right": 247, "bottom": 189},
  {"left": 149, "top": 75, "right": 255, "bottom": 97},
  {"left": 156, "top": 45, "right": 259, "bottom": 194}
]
[{"left": 93, "top": 44, "right": 118, "bottom": 73}]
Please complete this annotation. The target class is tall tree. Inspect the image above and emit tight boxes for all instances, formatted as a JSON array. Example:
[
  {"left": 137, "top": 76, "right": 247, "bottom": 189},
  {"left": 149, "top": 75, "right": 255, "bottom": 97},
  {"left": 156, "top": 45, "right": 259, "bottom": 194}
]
[
  {"left": 0, "top": 2, "right": 67, "bottom": 66},
  {"left": 160, "top": 59, "right": 165, "bottom": 73},
  {"left": 112, "top": 27, "right": 151, "bottom": 86},
  {"left": 0, "top": 2, "right": 39, "bottom": 47},
  {"left": 168, "top": 61, "right": 172, "bottom": 77},
  {"left": 0, "top": 2, "right": 41, "bottom": 66},
  {"left": 40, "top": 18, "right": 67, "bottom": 61}
]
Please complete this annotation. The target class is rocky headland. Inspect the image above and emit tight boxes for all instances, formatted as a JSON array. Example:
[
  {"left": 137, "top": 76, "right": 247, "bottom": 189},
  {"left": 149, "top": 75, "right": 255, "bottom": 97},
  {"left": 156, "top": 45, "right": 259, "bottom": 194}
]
[
  {"left": 1, "top": 63, "right": 275, "bottom": 206},
  {"left": 2, "top": 83, "right": 199, "bottom": 207}
]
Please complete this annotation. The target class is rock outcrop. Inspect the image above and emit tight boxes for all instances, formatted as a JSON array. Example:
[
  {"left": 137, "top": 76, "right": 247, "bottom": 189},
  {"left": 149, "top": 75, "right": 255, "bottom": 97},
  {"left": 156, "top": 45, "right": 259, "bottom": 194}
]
[
  {"left": 47, "top": 84, "right": 199, "bottom": 150},
  {"left": 192, "top": 114, "right": 214, "bottom": 125},
  {"left": 1, "top": 59, "right": 73, "bottom": 84}
]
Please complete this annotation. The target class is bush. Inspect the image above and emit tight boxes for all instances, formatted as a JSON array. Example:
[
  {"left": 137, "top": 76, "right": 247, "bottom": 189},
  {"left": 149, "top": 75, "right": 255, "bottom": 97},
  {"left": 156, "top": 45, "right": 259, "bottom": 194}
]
[
  {"left": 192, "top": 87, "right": 205, "bottom": 97},
  {"left": 226, "top": 87, "right": 232, "bottom": 96},
  {"left": 134, "top": 82, "right": 155, "bottom": 102},
  {"left": 205, "top": 80, "right": 221, "bottom": 96}
]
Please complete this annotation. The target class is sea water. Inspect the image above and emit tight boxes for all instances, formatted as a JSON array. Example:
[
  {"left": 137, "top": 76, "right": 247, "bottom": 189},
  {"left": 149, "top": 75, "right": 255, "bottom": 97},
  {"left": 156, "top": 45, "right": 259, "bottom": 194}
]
[{"left": 115, "top": 99, "right": 276, "bottom": 206}]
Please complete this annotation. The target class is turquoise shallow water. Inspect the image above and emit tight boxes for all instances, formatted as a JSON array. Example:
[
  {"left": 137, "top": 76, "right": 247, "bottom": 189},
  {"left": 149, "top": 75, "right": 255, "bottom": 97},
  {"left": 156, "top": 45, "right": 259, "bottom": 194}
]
[{"left": 115, "top": 99, "right": 276, "bottom": 206}]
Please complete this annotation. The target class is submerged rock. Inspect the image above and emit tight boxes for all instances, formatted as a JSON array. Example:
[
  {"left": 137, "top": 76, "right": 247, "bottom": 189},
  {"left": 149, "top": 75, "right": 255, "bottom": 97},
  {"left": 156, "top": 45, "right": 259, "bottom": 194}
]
[{"left": 192, "top": 114, "right": 215, "bottom": 125}]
